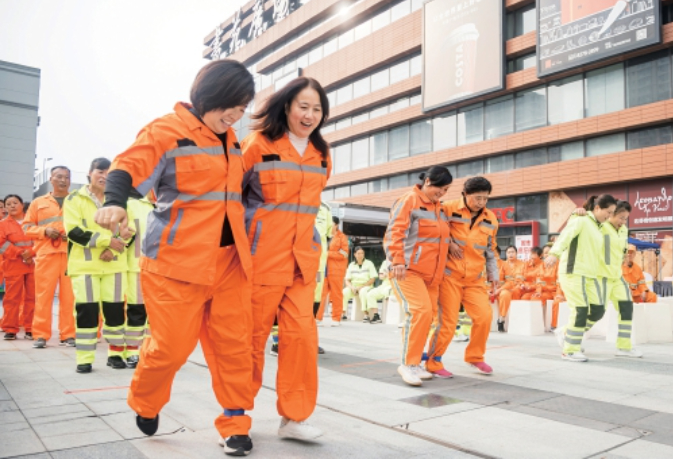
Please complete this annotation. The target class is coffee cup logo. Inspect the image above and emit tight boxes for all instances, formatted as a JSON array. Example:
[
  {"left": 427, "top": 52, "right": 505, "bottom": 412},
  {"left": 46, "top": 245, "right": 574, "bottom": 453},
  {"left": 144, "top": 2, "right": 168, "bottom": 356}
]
[{"left": 446, "top": 23, "right": 480, "bottom": 99}]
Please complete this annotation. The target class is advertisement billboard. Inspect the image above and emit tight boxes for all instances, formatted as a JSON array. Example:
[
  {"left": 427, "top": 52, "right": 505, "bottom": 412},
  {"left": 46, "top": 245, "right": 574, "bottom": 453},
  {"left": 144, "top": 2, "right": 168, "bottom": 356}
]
[
  {"left": 537, "top": 0, "right": 661, "bottom": 78},
  {"left": 422, "top": 0, "right": 505, "bottom": 112},
  {"left": 628, "top": 178, "right": 673, "bottom": 229}
]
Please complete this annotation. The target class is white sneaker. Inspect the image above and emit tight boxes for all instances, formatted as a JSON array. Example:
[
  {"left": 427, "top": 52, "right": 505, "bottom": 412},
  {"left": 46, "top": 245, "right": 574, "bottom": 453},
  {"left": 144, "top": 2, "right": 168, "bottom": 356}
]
[
  {"left": 453, "top": 334, "right": 469, "bottom": 342},
  {"left": 415, "top": 366, "right": 433, "bottom": 380},
  {"left": 278, "top": 417, "right": 323, "bottom": 440},
  {"left": 562, "top": 352, "right": 588, "bottom": 362},
  {"left": 554, "top": 327, "right": 566, "bottom": 350},
  {"left": 331, "top": 322, "right": 341, "bottom": 327},
  {"left": 316, "top": 320, "right": 323, "bottom": 327},
  {"left": 362, "top": 316, "right": 370, "bottom": 323},
  {"left": 398, "top": 364, "right": 422, "bottom": 386},
  {"left": 616, "top": 348, "right": 644, "bottom": 358}
]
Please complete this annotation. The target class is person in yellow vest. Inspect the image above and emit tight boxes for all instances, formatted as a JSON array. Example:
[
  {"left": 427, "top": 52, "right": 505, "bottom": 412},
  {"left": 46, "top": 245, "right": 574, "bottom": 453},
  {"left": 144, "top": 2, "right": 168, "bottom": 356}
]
[
  {"left": 342, "top": 247, "right": 377, "bottom": 323},
  {"left": 364, "top": 260, "right": 392, "bottom": 324},
  {"left": 124, "top": 196, "right": 154, "bottom": 368}
]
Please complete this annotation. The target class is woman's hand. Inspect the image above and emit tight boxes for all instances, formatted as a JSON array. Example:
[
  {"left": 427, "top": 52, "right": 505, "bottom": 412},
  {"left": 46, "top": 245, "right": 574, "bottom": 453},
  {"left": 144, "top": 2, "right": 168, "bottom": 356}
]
[
  {"left": 108, "top": 237, "right": 126, "bottom": 253},
  {"left": 545, "top": 254, "right": 558, "bottom": 268},
  {"left": 391, "top": 264, "right": 406, "bottom": 281},
  {"left": 448, "top": 241, "right": 463, "bottom": 260}
]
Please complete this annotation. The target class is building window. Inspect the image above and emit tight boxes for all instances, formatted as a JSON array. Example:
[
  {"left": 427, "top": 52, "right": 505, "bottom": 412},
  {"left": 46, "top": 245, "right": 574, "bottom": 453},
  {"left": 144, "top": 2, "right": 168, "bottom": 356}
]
[
  {"left": 352, "top": 112, "right": 369, "bottom": 125},
  {"left": 335, "top": 117, "right": 351, "bottom": 130},
  {"left": 389, "top": 125, "right": 410, "bottom": 160},
  {"left": 548, "top": 141, "right": 584, "bottom": 162},
  {"left": 351, "top": 182, "right": 368, "bottom": 196},
  {"left": 389, "top": 173, "right": 409, "bottom": 189},
  {"left": 585, "top": 63, "right": 625, "bottom": 117},
  {"left": 390, "top": 60, "right": 410, "bottom": 84},
  {"left": 515, "top": 149, "right": 547, "bottom": 168},
  {"left": 334, "top": 186, "right": 350, "bottom": 199},
  {"left": 354, "top": 20, "right": 372, "bottom": 41},
  {"left": 372, "top": 8, "right": 391, "bottom": 31},
  {"left": 486, "top": 154, "right": 514, "bottom": 173},
  {"left": 410, "top": 120, "right": 432, "bottom": 156},
  {"left": 433, "top": 112, "right": 457, "bottom": 151},
  {"left": 308, "top": 44, "right": 323, "bottom": 64},
  {"left": 485, "top": 96, "right": 514, "bottom": 139},
  {"left": 457, "top": 159, "right": 484, "bottom": 178},
  {"left": 507, "top": 53, "right": 536, "bottom": 74},
  {"left": 338, "top": 28, "right": 354, "bottom": 49},
  {"left": 516, "top": 194, "right": 549, "bottom": 234},
  {"left": 369, "top": 177, "right": 389, "bottom": 193},
  {"left": 391, "top": 0, "right": 411, "bottom": 22},
  {"left": 410, "top": 55, "right": 422, "bottom": 76},
  {"left": 547, "top": 75, "right": 584, "bottom": 125},
  {"left": 370, "top": 105, "right": 389, "bottom": 119},
  {"left": 410, "top": 94, "right": 422, "bottom": 105},
  {"left": 371, "top": 68, "right": 390, "bottom": 92},
  {"left": 627, "top": 125, "right": 673, "bottom": 150},
  {"left": 323, "top": 36, "right": 338, "bottom": 57},
  {"left": 586, "top": 133, "right": 626, "bottom": 157},
  {"left": 353, "top": 76, "right": 371, "bottom": 99},
  {"left": 351, "top": 137, "right": 369, "bottom": 170},
  {"left": 336, "top": 84, "right": 353, "bottom": 105},
  {"left": 507, "top": 4, "right": 536, "bottom": 39},
  {"left": 321, "top": 189, "right": 334, "bottom": 201},
  {"left": 369, "top": 132, "right": 388, "bottom": 165},
  {"left": 389, "top": 97, "right": 410, "bottom": 112},
  {"left": 334, "top": 143, "right": 352, "bottom": 174},
  {"left": 515, "top": 86, "right": 547, "bottom": 132},
  {"left": 626, "top": 50, "right": 672, "bottom": 108},
  {"left": 457, "top": 104, "right": 484, "bottom": 145}
]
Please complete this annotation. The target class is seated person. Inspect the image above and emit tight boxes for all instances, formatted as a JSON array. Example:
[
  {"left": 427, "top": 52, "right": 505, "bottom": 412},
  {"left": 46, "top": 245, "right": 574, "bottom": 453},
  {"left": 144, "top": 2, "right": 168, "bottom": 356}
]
[{"left": 622, "top": 245, "right": 657, "bottom": 303}]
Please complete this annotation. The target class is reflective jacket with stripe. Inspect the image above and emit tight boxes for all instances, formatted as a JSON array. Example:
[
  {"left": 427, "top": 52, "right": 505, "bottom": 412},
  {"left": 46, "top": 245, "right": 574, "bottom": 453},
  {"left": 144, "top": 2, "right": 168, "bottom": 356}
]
[
  {"left": 384, "top": 185, "right": 450, "bottom": 286},
  {"left": 23, "top": 193, "right": 68, "bottom": 257},
  {"left": 500, "top": 259, "right": 524, "bottom": 289},
  {"left": 241, "top": 131, "right": 331, "bottom": 286},
  {"left": 599, "top": 222, "right": 628, "bottom": 280},
  {"left": 0, "top": 216, "right": 35, "bottom": 276},
  {"left": 126, "top": 197, "right": 154, "bottom": 273},
  {"left": 550, "top": 213, "right": 602, "bottom": 279},
  {"left": 443, "top": 199, "right": 499, "bottom": 284},
  {"left": 536, "top": 261, "right": 558, "bottom": 294},
  {"left": 326, "top": 228, "right": 349, "bottom": 276},
  {"left": 346, "top": 259, "right": 377, "bottom": 286},
  {"left": 64, "top": 186, "right": 128, "bottom": 276},
  {"left": 622, "top": 262, "right": 650, "bottom": 295},
  {"left": 110, "top": 102, "right": 251, "bottom": 285},
  {"left": 523, "top": 258, "right": 544, "bottom": 289}
]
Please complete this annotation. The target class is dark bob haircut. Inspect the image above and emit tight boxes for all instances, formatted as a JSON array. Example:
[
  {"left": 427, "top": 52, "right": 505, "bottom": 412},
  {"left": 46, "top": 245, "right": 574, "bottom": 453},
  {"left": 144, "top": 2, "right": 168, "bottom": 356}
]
[
  {"left": 531, "top": 246, "right": 543, "bottom": 257},
  {"left": 89, "top": 157, "right": 111, "bottom": 173},
  {"left": 4, "top": 194, "right": 23, "bottom": 204},
  {"left": 615, "top": 200, "right": 632, "bottom": 215},
  {"left": 418, "top": 166, "right": 453, "bottom": 188},
  {"left": 463, "top": 176, "right": 492, "bottom": 195},
  {"left": 332, "top": 216, "right": 340, "bottom": 225},
  {"left": 190, "top": 59, "right": 255, "bottom": 117},
  {"left": 252, "top": 77, "right": 330, "bottom": 159},
  {"left": 583, "top": 194, "right": 617, "bottom": 212}
]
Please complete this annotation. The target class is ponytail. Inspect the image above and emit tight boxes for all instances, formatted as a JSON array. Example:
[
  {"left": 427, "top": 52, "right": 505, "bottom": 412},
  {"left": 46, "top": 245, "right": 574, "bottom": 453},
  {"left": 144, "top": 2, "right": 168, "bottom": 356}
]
[{"left": 583, "top": 194, "right": 617, "bottom": 211}]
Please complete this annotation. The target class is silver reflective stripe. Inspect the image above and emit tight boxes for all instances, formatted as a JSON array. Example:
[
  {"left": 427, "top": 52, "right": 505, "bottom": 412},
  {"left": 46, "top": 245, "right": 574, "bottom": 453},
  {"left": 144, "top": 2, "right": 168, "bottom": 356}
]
[
  {"left": 338, "top": 249, "right": 348, "bottom": 257},
  {"left": 594, "top": 278, "right": 604, "bottom": 307},
  {"left": 411, "top": 210, "right": 437, "bottom": 221},
  {"left": 114, "top": 273, "right": 123, "bottom": 303},
  {"left": 479, "top": 221, "right": 495, "bottom": 230},
  {"left": 38, "top": 216, "right": 62, "bottom": 225},
  {"left": 444, "top": 268, "right": 452, "bottom": 276},
  {"left": 444, "top": 238, "right": 451, "bottom": 244},
  {"left": 125, "top": 330, "right": 144, "bottom": 337},
  {"left": 251, "top": 221, "right": 262, "bottom": 255},
  {"left": 83, "top": 248, "right": 92, "bottom": 262},
  {"left": 177, "top": 191, "right": 226, "bottom": 202},
  {"left": 566, "top": 337, "right": 582, "bottom": 345},
  {"left": 254, "top": 161, "right": 300, "bottom": 172},
  {"left": 15, "top": 241, "right": 32, "bottom": 247},
  {"left": 82, "top": 218, "right": 88, "bottom": 227},
  {"left": 566, "top": 329, "right": 584, "bottom": 337},
  {"left": 105, "top": 338, "right": 126, "bottom": 346},
  {"left": 89, "top": 233, "right": 99, "bottom": 248},
  {"left": 85, "top": 275, "right": 94, "bottom": 303},
  {"left": 637, "top": 280, "right": 647, "bottom": 285},
  {"left": 474, "top": 243, "right": 488, "bottom": 251},
  {"left": 260, "top": 203, "right": 319, "bottom": 215},
  {"left": 453, "top": 238, "right": 467, "bottom": 247},
  {"left": 165, "top": 145, "right": 224, "bottom": 159},
  {"left": 76, "top": 332, "right": 98, "bottom": 339},
  {"left": 316, "top": 272, "right": 321, "bottom": 283},
  {"left": 618, "top": 332, "right": 631, "bottom": 338},
  {"left": 76, "top": 343, "right": 97, "bottom": 351},
  {"left": 137, "top": 272, "right": 144, "bottom": 304},
  {"left": 449, "top": 216, "right": 470, "bottom": 224},
  {"left": 604, "top": 234, "right": 611, "bottom": 265},
  {"left": 418, "top": 237, "right": 440, "bottom": 243},
  {"left": 226, "top": 192, "right": 242, "bottom": 202},
  {"left": 229, "top": 148, "right": 242, "bottom": 156},
  {"left": 581, "top": 276, "right": 588, "bottom": 306},
  {"left": 134, "top": 219, "right": 141, "bottom": 258},
  {"left": 620, "top": 277, "right": 632, "bottom": 301},
  {"left": 414, "top": 246, "right": 422, "bottom": 264},
  {"left": 618, "top": 324, "right": 632, "bottom": 331},
  {"left": 167, "top": 209, "right": 184, "bottom": 245},
  {"left": 301, "top": 165, "right": 327, "bottom": 175}
]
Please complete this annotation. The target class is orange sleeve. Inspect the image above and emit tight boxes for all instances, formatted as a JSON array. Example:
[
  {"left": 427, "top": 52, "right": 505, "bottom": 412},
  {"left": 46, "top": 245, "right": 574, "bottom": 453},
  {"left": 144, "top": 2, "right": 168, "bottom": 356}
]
[
  {"left": 501, "top": 264, "right": 516, "bottom": 290},
  {"left": 633, "top": 264, "right": 648, "bottom": 295},
  {"left": 23, "top": 200, "right": 45, "bottom": 240},
  {"left": 384, "top": 194, "right": 415, "bottom": 266},
  {"left": 0, "top": 223, "right": 21, "bottom": 260}
]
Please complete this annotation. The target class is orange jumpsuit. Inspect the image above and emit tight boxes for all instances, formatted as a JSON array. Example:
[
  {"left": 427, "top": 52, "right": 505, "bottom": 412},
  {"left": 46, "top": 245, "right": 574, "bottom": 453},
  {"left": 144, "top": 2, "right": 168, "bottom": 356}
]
[
  {"left": 23, "top": 194, "right": 76, "bottom": 342},
  {"left": 551, "top": 284, "right": 565, "bottom": 329},
  {"left": 498, "top": 260, "right": 524, "bottom": 317},
  {"left": 520, "top": 258, "right": 544, "bottom": 300},
  {"left": 622, "top": 262, "right": 658, "bottom": 303},
  {"left": 113, "top": 102, "right": 254, "bottom": 438},
  {"left": 0, "top": 217, "right": 36, "bottom": 334},
  {"left": 242, "top": 131, "right": 331, "bottom": 422},
  {"left": 427, "top": 200, "right": 499, "bottom": 371},
  {"left": 317, "top": 228, "right": 349, "bottom": 321},
  {"left": 384, "top": 185, "right": 450, "bottom": 366}
]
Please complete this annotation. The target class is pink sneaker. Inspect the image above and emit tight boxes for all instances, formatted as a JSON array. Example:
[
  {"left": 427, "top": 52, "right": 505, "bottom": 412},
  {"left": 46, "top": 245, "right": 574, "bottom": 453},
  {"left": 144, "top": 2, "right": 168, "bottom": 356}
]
[
  {"left": 432, "top": 368, "right": 453, "bottom": 379},
  {"left": 469, "top": 362, "right": 493, "bottom": 375}
]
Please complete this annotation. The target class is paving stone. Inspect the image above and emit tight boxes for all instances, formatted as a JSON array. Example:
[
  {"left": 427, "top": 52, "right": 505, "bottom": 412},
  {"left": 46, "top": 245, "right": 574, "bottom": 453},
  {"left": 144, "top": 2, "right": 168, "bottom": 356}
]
[
  {"left": 399, "top": 393, "right": 462, "bottom": 409},
  {"left": 0, "top": 427, "right": 47, "bottom": 458},
  {"left": 529, "top": 395, "right": 656, "bottom": 425},
  {"left": 101, "top": 411, "right": 189, "bottom": 440},
  {"left": 50, "top": 440, "right": 147, "bottom": 459},
  {"left": 607, "top": 439, "right": 673, "bottom": 459},
  {"left": 8, "top": 453, "right": 52, "bottom": 459},
  {"left": 434, "top": 380, "right": 558, "bottom": 406},
  {"left": 22, "top": 403, "right": 94, "bottom": 425},
  {"left": 503, "top": 405, "right": 621, "bottom": 432},
  {"left": 0, "top": 399, "right": 18, "bottom": 412},
  {"left": 0, "top": 409, "right": 26, "bottom": 425}
]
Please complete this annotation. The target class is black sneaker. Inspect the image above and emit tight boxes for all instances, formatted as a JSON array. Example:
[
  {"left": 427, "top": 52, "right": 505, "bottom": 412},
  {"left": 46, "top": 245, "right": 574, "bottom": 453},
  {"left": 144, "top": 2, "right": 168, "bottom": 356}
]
[
  {"left": 24, "top": 332, "right": 33, "bottom": 340},
  {"left": 497, "top": 320, "right": 505, "bottom": 333},
  {"left": 136, "top": 414, "right": 159, "bottom": 436},
  {"left": 33, "top": 338, "right": 47, "bottom": 348},
  {"left": 60, "top": 338, "right": 75, "bottom": 347},
  {"left": 220, "top": 435, "right": 253, "bottom": 457},
  {"left": 270, "top": 343, "right": 278, "bottom": 356},
  {"left": 76, "top": 364, "right": 92, "bottom": 373},
  {"left": 318, "top": 346, "right": 325, "bottom": 354},
  {"left": 341, "top": 314, "right": 347, "bottom": 321},
  {"left": 107, "top": 356, "right": 127, "bottom": 369},
  {"left": 370, "top": 313, "right": 382, "bottom": 324},
  {"left": 126, "top": 355, "right": 139, "bottom": 369},
  {"left": 3, "top": 333, "right": 16, "bottom": 340},
  {"left": 362, "top": 316, "right": 370, "bottom": 323}
]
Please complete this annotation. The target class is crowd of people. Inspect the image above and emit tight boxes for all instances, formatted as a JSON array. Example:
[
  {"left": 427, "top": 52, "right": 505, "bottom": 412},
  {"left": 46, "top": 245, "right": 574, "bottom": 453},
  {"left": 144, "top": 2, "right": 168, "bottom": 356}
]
[{"left": 0, "top": 58, "right": 662, "bottom": 457}]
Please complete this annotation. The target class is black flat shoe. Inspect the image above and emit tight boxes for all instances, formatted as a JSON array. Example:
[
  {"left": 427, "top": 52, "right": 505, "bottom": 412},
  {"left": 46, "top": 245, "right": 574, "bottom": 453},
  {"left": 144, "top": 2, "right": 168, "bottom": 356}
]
[
  {"left": 136, "top": 414, "right": 159, "bottom": 436},
  {"left": 76, "top": 364, "right": 92, "bottom": 373}
]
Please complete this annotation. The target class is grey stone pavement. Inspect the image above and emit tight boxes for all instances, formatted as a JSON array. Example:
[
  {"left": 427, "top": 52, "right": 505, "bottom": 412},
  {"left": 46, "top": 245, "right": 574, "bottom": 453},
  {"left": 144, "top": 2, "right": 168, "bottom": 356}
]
[{"left": 2, "top": 302, "right": 673, "bottom": 459}]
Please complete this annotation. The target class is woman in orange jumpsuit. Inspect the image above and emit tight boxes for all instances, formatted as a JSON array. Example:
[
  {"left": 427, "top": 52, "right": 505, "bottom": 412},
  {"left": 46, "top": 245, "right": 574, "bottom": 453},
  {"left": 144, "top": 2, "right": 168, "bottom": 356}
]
[
  {"left": 94, "top": 60, "right": 257, "bottom": 456},
  {"left": 242, "top": 76, "right": 331, "bottom": 441},
  {"left": 385, "top": 166, "right": 452, "bottom": 386},
  {"left": 495, "top": 246, "right": 524, "bottom": 332},
  {"left": 0, "top": 195, "right": 35, "bottom": 340},
  {"left": 520, "top": 246, "right": 544, "bottom": 299}
]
